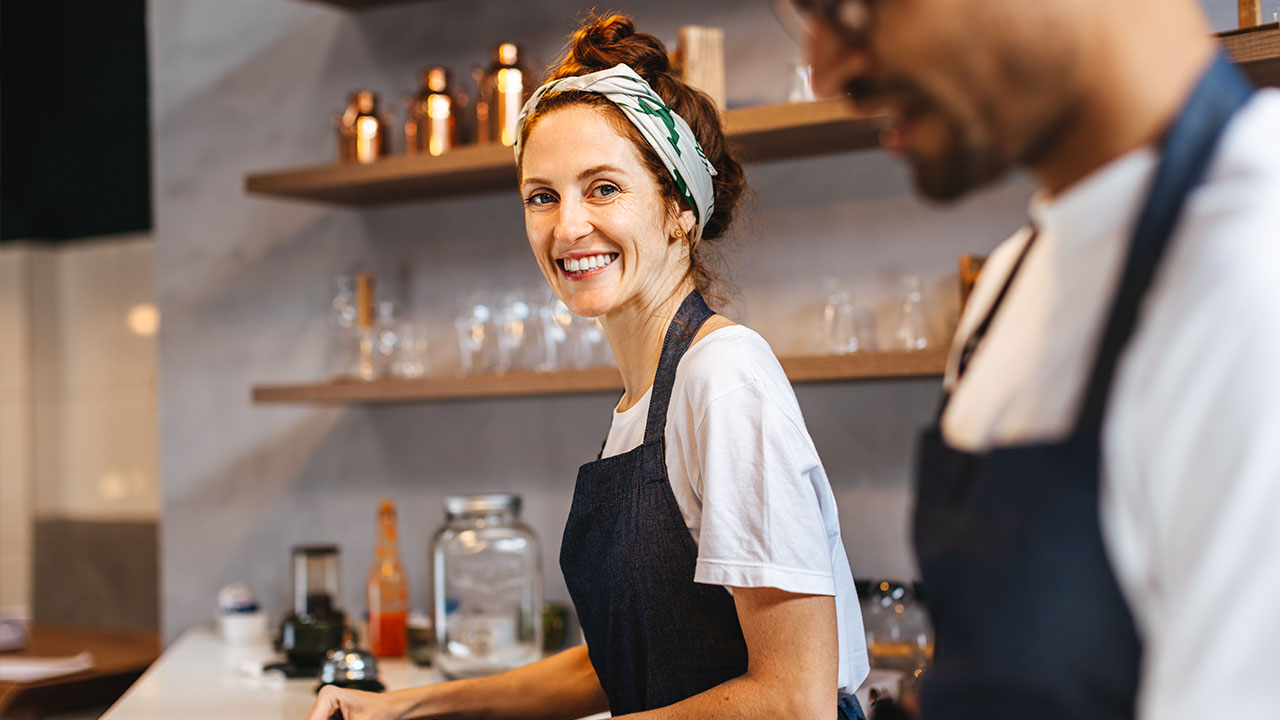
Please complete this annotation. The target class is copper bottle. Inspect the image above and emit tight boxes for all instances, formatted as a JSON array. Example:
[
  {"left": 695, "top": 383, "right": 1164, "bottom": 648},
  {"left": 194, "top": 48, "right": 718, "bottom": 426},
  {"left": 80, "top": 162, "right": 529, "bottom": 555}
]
[
  {"left": 405, "top": 67, "right": 461, "bottom": 157},
  {"left": 477, "top": 43, "right": 530, "bottom": 148},
  {"left": 337, "top": 90, "right": 388, "bottom": 164}
]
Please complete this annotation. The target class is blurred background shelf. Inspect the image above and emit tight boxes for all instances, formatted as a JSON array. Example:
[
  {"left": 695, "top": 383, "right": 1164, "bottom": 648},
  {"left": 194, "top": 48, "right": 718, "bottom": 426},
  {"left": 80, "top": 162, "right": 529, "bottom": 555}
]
[
  {"left": 244, "top": 23, "right": 1278, "bottom": 207},
  {"left": 244, "top": 99, "right": 887, "bottom": 205},
  {"left": 251, "top": 348, "right": 950, "bottom": 405},
  {"left": 1222, "top": 22, "right": 1280, "bottom": 86},
  {"left": 293, "top": 0, "right": 439, "bottom": 9}
]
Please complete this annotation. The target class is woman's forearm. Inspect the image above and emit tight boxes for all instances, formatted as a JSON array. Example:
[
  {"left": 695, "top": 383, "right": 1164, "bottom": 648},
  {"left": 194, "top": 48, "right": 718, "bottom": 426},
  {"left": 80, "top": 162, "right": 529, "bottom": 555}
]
[
  {"left": 619, "top": 670, "right": 836, "bottom": 720},
  {"left": 396, "top": 644, "right": 609, "bottom": 720}
]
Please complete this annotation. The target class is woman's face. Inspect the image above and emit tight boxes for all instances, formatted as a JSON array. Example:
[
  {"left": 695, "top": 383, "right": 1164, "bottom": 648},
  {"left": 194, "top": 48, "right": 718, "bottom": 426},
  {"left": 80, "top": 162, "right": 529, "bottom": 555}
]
[{"left": 520, "top": 105, "right": 695, "bottom": 320}]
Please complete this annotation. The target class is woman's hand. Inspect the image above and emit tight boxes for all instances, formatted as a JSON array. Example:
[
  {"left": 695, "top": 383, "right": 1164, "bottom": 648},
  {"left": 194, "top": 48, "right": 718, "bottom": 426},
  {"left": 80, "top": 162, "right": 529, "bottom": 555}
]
[
  {"left": 301, "top": 645, "right": 608, "bottom": 720},
  {"left": 304, "top": 686, "right": 408, "bottom": 720}
]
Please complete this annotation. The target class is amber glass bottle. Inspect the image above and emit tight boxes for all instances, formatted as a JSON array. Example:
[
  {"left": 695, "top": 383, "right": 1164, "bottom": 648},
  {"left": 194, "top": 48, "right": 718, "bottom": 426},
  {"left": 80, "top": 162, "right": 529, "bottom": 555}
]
[{"left": 367, "top": 499, "right": 409, "bottom": 657}]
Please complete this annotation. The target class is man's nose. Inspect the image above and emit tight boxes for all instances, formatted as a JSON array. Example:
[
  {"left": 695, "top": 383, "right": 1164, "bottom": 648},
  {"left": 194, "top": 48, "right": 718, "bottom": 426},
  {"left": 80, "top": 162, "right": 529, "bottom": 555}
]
[{"left": 807, "top": 20, "right": 871, "bottom": 98}]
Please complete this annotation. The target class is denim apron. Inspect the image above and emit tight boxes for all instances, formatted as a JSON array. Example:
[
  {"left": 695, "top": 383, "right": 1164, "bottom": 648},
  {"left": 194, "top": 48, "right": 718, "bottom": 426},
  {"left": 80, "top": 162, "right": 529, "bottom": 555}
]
[
  {"left": 560, "top": 291, "right": 749, "bottom": 715},
  {"left": 911, "top": 54, "right": 1253, "bottom": 720},
  {"left": 560, "top": 291, "right": 865, "bottom": 718}
]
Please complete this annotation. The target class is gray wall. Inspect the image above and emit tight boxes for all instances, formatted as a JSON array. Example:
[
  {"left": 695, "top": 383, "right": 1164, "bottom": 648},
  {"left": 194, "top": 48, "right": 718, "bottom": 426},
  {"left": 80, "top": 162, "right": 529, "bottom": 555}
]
[{"left": 152, "top": 0, "right": 1245, "bottom": 643}]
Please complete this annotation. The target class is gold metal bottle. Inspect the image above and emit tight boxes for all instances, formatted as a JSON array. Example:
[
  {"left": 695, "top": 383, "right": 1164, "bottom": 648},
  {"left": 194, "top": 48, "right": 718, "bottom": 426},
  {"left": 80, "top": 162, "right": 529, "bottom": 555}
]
[
  {"left": 477, "top": 43, "right": 529, "bottom": 148},
  {"left": 406, "top": 67, "right": 460, "bottom": 157},
  {"left": 337, "top": 90, "right": 387, "bottom": 164}
]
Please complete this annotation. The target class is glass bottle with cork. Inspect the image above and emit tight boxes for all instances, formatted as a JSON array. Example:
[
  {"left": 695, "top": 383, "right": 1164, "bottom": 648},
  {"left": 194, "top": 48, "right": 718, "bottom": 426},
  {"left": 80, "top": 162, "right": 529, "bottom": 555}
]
[
  {"left": 367, "top": 498, "right": 409, "bottom": 657},
  {"left": 351, "top": 272, "right": 378, "bottom": 381}
]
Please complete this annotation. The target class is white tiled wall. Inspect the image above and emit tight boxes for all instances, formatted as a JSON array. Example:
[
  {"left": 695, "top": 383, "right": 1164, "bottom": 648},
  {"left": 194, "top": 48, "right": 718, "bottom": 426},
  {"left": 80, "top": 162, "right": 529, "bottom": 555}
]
[
  {"left": 0, "top": 246, "right": 36, "bottom": 608},
  {"left": 52, "top": 237, "right": 159, "bottom": 520},
  {"left": 0, "top": 235, "right": 159, "bottom": 610}
]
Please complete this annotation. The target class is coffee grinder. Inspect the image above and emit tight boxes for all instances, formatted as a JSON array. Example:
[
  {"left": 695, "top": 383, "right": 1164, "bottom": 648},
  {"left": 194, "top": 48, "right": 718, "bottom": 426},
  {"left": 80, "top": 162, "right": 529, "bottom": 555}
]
[{"left": 277, "top": 544, "right": 346, "bottom": 674}]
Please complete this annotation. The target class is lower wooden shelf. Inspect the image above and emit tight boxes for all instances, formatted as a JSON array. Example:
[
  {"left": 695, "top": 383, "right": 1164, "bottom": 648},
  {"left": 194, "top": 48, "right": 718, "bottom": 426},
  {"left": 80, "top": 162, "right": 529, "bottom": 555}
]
[{"left": 251, "top": 348, "right": 949, "bottom": 405}]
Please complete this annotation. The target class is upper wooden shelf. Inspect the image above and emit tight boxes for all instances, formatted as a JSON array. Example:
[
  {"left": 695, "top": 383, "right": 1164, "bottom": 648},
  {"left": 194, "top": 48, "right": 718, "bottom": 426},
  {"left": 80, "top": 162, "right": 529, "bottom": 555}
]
[
  {"left": 245, "top": 25, "right": 1277, "bottom": 206},
  {"left": 244, "top": 99, "right": 886, "bottom": 205},
  {"left": 294, "top": 0, "right": 435, "bottom": 9},
  {"left": 252, "top": 349, "right": 949, "bottom": 405},
  {"left": 1223, "top": 22, "right": 1280, "bottom": 86}
]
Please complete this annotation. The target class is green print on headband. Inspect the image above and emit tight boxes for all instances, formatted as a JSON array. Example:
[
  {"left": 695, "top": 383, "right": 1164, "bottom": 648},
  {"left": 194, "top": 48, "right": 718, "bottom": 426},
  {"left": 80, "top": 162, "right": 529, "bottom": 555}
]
[{"left": 515, "top": 63, "right": 717, "bottom": 239}]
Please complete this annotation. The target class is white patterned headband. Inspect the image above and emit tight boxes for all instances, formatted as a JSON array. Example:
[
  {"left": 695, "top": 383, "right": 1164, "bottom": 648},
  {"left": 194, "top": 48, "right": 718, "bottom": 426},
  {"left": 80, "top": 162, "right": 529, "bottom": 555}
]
[{"left": 515, "top": 63, "right": 718, "bottom": 240}]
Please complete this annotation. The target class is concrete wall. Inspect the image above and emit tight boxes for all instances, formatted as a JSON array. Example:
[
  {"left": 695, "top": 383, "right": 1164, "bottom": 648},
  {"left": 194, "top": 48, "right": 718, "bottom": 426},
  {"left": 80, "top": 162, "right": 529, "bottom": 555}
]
[{"left": 151, "top": 0, "right": 1248, "bottom": 643}]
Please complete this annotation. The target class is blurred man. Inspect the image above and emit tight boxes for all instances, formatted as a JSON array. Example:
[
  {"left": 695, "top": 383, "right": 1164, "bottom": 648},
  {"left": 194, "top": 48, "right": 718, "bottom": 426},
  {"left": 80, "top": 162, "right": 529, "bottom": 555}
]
[{"left": 786, "top": 0, "right": 1280, "bottom": 718}]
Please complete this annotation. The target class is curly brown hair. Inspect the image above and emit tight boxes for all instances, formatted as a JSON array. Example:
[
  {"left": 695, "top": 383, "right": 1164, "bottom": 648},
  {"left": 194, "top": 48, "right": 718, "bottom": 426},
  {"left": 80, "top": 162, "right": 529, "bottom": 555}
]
[{"left": 517, "top": 13, "right": 746, "bottom": 303}]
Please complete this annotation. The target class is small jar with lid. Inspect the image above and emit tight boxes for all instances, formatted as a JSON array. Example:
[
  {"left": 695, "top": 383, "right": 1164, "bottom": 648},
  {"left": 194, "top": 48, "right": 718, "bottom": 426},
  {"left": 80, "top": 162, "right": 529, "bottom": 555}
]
[{"left": 430, "top": 493, "right": 542, "bottom": 678}]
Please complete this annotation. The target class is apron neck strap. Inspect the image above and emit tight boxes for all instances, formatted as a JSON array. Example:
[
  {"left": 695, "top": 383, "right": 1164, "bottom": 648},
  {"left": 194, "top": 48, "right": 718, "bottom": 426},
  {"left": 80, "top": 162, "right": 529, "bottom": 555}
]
[
  {"left": 644, "top": 291, "right": 715, "bottom": 445},
  {"left": 1073, "top": 52, "right": 1254, "bottom": 434}
]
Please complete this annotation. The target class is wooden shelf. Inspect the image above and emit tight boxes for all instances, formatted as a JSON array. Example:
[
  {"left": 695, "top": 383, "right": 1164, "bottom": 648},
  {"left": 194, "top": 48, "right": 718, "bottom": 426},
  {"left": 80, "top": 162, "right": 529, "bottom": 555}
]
[
  {"left": 251, "top": 348, "right": 949, "bottom": 405},
  {"left": 294, "top": 0, "right": 436, "bottom": 9},
  {"left": 245, "top": 25, "right": 1278, "bottom": 206},
  {"left": 244, "top": 100, "right": 886, "bottom": 205},
  {"left": 1222, "top": 22, "right": 1280, "bottom": 87}
]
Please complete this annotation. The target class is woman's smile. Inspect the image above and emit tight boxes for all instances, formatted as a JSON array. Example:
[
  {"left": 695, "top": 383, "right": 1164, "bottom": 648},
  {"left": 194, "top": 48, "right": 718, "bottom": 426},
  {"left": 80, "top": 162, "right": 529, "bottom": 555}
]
[{"left": 558, "top": 251, "right": 620, "bottom": 279}]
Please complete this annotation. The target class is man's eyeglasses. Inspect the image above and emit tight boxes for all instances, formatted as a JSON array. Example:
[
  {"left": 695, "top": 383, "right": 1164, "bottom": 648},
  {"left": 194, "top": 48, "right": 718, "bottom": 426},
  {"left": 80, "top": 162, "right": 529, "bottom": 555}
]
[{"left": 771, "top": 0, "right": 875, "bottom": 46}]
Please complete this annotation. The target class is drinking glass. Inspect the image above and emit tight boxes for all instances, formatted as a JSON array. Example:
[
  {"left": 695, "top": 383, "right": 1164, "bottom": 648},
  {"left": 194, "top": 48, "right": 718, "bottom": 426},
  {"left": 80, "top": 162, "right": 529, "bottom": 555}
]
[
  {"left": 818, "top": 278, "right": 862, "bottom": 354},
  {"left": 894, "top": 274, "right": 930, "bottom": 351},
  {"left": 455, "top": 294, "right": 495, "bottom": 375},
  {"left": 393, "top": 321, "right": 430, "bottom": 379},
  {"left": 862, "top": 580, "right": 932, "bottom": 676},
  {"left": 539, "top": 297, "right": 575, "bottom": 371},
  {"left": 495, "top": 291, "right": 533, "bottom": 374},
  {"left": 376, "top": 301, "right": 401, "bottom": 377},
  {"left": 788, "top": 61, "right": 815, "bottom": 103}
]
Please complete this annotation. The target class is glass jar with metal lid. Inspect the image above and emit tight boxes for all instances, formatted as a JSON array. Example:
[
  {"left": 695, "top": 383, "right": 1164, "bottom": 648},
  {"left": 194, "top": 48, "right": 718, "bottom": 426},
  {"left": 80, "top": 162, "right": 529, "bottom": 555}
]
[{"left": 430, "top": 493, "right": 542, "bottom": 678}]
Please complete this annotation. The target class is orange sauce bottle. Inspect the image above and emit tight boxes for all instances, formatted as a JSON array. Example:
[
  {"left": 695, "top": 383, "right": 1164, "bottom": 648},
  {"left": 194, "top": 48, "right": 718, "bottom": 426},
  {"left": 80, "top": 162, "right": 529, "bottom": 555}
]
[{"left": 367, "top": 499, "right": 408, "bottom": 657}]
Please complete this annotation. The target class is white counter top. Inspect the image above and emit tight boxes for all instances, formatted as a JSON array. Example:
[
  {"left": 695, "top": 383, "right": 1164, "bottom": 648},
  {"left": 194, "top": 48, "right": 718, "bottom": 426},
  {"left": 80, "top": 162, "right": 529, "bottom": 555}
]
[
  {"left": 103, "top": 627, "right": 891, "bottom": 718},
  {"left": 100, "top": 628, "right": 610, "bottom": 719},
  {"left": 98, "top": 628, "right": 437, "bottom": 719}
]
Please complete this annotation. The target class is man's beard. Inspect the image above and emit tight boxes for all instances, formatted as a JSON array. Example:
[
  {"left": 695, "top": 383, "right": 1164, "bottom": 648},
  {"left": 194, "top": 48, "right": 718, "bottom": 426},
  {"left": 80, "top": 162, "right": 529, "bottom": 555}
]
[
  {"left": 847, "top": 77, "right": 1009, "bottom": 203},
  {"left": 907, "top": 121, "right": 1007, "bottom": 202}
]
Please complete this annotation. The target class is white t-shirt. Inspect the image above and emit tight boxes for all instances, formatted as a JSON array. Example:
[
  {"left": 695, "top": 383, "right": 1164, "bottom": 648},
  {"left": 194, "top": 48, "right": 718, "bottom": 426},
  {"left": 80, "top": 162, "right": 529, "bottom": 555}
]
[
  {"left": 601, "top": 324, "right": 870, "bottom": 696},
  {"left": 943, "top": 90, "right": 1280, "bottom": 719}
]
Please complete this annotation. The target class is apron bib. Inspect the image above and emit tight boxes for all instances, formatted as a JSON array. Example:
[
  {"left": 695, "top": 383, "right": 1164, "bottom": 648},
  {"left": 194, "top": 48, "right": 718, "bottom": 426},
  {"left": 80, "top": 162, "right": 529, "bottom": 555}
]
[
  {"left": 912, "top": 54, "right": 1254, "bottom": 719},
  {"left": 559, "top": 291, "right": 750, "bottom": 715}
]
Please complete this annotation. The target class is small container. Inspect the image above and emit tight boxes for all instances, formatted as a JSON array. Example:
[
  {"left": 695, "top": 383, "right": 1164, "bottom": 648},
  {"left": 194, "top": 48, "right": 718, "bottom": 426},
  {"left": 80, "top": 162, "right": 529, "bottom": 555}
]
[
  {"left": 476, "top": 43, "right": 530, "bottom": 148},
  {"left": 541, "top": 601, "right": 569, "bottom": 654},
  {"left": 430, "top": 493, "right": 542, "bottom": 678},
  {"left": 407, "top": 611, "right": 433, "bottom": 666},
  {"left": 406, "top": 67, "right": 462, "bottom": 157},
  {"left": 336, "top": 90, "right": 388, "bottom": 164},
  {"left": 217, "top": 583, "right": 268, "bottom": 645}
]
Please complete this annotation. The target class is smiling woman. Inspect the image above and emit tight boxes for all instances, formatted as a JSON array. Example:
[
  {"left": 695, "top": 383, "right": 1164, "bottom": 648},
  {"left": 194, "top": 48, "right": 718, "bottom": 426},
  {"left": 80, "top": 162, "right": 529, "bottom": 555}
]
[{"left": 305, "top": 13, "right": 869, "bottom": 720}]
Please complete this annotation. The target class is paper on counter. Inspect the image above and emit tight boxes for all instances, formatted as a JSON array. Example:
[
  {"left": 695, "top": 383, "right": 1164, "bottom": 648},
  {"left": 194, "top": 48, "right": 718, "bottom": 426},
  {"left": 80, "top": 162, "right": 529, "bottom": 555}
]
[{"left": 0, "top": 651, "right": 95, "bottom": 682}]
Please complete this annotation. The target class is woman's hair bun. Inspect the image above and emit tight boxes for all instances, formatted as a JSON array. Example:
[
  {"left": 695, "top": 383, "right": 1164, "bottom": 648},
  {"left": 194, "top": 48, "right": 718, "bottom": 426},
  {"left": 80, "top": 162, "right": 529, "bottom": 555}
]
[{"left": 553, "top": 14, "right": 673, "bottom": 82}]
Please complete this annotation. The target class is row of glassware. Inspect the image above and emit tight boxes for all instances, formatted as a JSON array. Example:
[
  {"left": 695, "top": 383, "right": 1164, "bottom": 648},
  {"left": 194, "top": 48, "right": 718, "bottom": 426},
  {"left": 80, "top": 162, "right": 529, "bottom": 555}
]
[
  {"left": 327, "top": 270, "right": 936, "bottom": 381},
  {"left": 328, "top": 275, "right": 612, "bottom": 381},
  {"left": 815, "top": 274, "right": 933, "bottom": 355}
]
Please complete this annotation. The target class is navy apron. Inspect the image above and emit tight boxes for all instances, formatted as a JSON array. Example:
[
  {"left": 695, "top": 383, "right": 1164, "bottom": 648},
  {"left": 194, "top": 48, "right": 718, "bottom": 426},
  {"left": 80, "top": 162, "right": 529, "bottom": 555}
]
[
  {"left": 560, "top": 291, "right": 865, "bottom": 718},
  {"left": 560, "top": 291, "right": 750, "bottom": 715},
  {"left": 912, "top": 54, "right": 1254, "bottom": 719}
]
